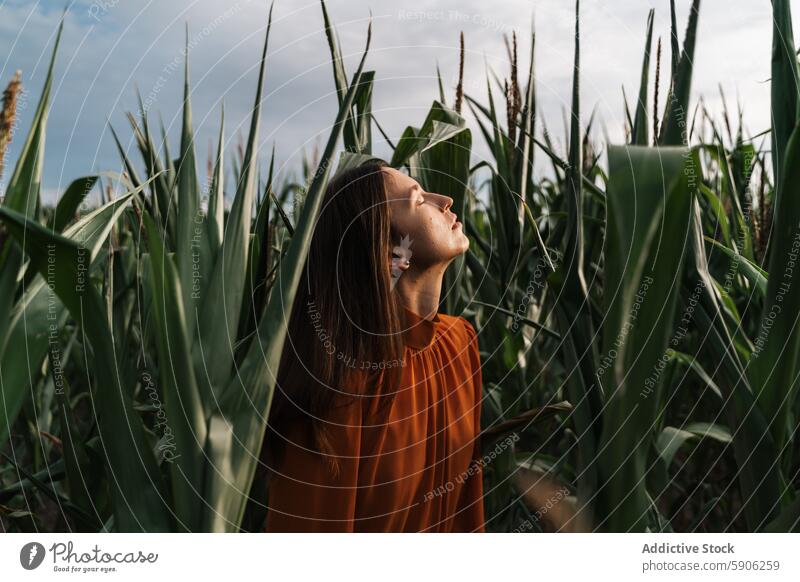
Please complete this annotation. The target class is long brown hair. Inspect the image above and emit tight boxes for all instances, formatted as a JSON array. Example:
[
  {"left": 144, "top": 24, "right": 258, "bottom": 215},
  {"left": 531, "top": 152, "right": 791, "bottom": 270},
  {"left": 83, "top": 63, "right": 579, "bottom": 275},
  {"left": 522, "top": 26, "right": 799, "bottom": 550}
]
[{"left": 264, "top": 159, "right": 406, "bottom": 475}]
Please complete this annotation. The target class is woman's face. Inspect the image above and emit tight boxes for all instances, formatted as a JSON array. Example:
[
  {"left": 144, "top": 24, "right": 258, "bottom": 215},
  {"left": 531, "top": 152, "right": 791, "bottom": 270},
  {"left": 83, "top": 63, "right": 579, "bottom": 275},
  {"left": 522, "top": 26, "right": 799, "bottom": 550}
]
[{"left": 381, "top": 166, "right": 469, "bottom": 268}]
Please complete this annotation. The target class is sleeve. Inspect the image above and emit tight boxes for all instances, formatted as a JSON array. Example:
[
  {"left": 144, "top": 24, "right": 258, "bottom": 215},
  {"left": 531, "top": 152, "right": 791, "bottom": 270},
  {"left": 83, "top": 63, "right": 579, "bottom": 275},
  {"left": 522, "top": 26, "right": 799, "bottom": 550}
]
[
  {"left": 264, "top": 398, "right": 362, "bottom": 532},
  {"left": 453, "top": 318, "right": 486, "bottom": 532}
]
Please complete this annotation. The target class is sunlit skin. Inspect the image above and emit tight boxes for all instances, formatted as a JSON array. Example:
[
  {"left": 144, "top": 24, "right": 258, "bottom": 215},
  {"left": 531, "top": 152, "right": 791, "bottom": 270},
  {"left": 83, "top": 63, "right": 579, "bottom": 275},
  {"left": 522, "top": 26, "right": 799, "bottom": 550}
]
[{"left": 381, "top": 166, "right": 469, "bottom": 321}]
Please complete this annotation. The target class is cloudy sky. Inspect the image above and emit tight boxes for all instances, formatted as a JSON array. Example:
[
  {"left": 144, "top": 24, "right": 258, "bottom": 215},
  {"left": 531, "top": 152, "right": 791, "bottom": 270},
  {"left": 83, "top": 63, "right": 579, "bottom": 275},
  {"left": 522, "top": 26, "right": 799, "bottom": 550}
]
[{"left": 0, "top": 0, "right": 790, "bottom": 204}]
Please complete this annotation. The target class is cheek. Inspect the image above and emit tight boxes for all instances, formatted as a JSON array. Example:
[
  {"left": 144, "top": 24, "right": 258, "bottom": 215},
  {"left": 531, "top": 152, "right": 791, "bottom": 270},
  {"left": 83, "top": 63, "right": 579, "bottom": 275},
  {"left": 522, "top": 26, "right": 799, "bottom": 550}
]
[
  {"left": 393, "top": 210, "right": 432, "bottom": 243},
  {"left": 412, "top": 215, "right": 457, "bottom": 258},
  {"left": 393, "top": 209, "right": 465, "bottom": 261}
]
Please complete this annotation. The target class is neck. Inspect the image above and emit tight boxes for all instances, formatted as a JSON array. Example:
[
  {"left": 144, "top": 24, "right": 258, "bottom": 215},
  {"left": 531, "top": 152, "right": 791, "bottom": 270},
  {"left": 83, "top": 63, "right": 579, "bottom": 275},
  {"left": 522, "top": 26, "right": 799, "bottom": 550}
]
[{"left": 395, "top": 263, "right": 447, "bottom": 321}]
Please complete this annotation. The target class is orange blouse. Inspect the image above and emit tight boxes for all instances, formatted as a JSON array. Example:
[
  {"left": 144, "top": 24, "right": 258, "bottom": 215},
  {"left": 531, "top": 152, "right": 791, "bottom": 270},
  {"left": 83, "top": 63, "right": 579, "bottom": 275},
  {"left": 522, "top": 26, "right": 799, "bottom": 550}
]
[{"left": 264, "top": 305, "right": 485, "bottom": 532}]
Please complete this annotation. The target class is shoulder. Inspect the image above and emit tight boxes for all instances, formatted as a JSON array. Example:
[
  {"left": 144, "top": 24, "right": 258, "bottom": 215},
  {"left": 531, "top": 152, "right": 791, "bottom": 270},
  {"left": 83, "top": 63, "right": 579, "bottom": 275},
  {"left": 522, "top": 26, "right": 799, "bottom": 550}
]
[
  {"left": 433, "top": 313, "right": 483, "bottom": 402},
  {"left": 436, "top": 313, "right": 479, "bottom": 355},
  {"left": 459, "top": 316, "right": 477, "bottom": 342}
]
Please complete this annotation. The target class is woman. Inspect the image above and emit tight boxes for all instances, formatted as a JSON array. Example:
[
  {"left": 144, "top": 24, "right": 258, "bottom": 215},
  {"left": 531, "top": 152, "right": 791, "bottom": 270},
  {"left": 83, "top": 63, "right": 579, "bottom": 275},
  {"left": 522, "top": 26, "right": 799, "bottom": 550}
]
[{"left": 261, "top": 160, "right": 485, "bottom": 532}]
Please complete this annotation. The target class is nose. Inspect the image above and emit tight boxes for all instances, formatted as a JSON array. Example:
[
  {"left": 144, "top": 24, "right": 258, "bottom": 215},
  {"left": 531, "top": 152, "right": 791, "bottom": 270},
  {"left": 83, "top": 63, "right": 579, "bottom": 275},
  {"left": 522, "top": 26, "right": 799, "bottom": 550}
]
[{"left": 431, "top": 192, "right": 453, "bottom": 213}]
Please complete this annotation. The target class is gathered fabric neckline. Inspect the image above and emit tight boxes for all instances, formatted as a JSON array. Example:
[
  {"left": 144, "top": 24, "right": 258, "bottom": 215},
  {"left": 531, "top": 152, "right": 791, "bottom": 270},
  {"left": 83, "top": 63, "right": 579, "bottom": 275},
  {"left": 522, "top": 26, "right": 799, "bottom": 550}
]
[{"left": 400, "top": 304, "right": 441, "bottom": 350}]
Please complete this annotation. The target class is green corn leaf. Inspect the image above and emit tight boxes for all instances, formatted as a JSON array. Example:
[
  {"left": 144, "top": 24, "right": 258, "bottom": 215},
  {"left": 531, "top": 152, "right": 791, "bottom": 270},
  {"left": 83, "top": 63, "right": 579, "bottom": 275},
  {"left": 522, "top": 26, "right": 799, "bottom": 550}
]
[
  {"left": 517, "top": 29, "right": 537, "bottom": 208},
  {"left": 436, "top": 61, "right": 446, "bottom": 105},
  {"left": 684, "top": 192, "right": 783, "bottom": 531},
  {"left": 2, "top": 16, "right": 63, "bottom": 217},
  {"left": 750, "top": 123, "right": 800, "bottom": 456},
  {"left": 142, "top": 211, "right": 207, "bottom": 531},
  {"left": 552, "top": 0, "right": 604, "bottom": 515},
  {"left": 127, "top": 103, "right": 174, "bottom": 235},
  {"left": 391, "top": 101, "right": 465, "bottom": 168},
  {"left": 668, "top": 350, "right": 723, "bottom": 399},
  {"left": 632, "top": 9, "right": 654, "bottom": 145},
  {"left": 207, "top": 103, "right": 226, "bottom": 253},
  {"left": 770, "top": 0, "right": 799, "bottom": 189},
  {"left": 320, "top": 0, "right": 373, "bottom": 153},
  {"left": 196, "top": 4, "right": 274, "bottom": 400},
  {"left": 698, "top": 144, "right": 753, "bottom": 259},
  {"left": 659, "top": 0, "right": 700, "bottom": 146},
  {"left": 0, "top": 16, "right": 64, "bottom": 358},
  {"left": 176, "top": 24, "right": 202, "bottom": 339},
  {"left": 352, "top": 70, "right": 375, "bottom": 153},
  {"left": 390, "top": 125, "right": 422, "bottom": 168},
  {"left": 596, "top": 144, "right": 694, "bottom": 532},
  {"left": 51, "top": 176, "right": 98, "bottom": 232},
  {"left": 704, "top": 236, "right": 767, "bottom": 296},
  {"left": 656, "top": 422, "right": 732, "bottom": 468},
  {"left": 698, "top": 182, "right": 732, "bottom": 245},
  {"left": 669, "top": 0, "right": 680, "bottom": 79},
  {"left": 133, "top": 91, "right": 172, "bottom": 210},
  {"left": 321, "top": 0, "right": 348, "bottom": 104},
  {"left": 237, "top": 148, "right": 278, "bottom": 357}
]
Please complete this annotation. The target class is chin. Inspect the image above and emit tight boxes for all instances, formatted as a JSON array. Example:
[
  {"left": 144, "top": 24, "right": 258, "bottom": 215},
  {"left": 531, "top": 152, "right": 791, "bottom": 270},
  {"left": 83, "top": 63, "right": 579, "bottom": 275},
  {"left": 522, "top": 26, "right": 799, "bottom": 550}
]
[{"left": 458, "top": 233, "right": 470, "bottom": 253}]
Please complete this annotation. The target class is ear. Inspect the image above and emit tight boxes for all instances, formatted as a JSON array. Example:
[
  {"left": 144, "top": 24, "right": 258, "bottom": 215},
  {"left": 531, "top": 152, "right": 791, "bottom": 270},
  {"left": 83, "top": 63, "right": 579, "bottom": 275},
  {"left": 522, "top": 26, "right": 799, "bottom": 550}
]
[
  {"left": 390, "top": 255, "right": 411, "bottom": 273},
  {"left": 390, "top": 233, "right": 413, "bottom": 262},
  {"left": 389, "top": 229, "right": 412, "bottom": 283},
  {"left": 389, "top": 253, "right": 410, "bottom": 290}
]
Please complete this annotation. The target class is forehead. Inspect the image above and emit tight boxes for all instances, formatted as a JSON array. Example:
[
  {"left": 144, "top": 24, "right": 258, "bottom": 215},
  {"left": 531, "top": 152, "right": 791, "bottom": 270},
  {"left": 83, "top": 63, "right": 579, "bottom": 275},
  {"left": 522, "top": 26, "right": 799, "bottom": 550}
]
[{"left": 381, "top": 166, "right": 419, "bottom": 201}]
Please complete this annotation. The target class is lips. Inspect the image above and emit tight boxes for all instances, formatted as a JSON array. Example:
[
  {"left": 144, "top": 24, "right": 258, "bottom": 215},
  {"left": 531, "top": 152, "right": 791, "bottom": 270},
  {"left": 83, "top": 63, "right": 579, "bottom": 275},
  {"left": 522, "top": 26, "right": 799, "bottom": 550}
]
[{"left": 447, "top": 212, "right": 461, "bottom": 230}]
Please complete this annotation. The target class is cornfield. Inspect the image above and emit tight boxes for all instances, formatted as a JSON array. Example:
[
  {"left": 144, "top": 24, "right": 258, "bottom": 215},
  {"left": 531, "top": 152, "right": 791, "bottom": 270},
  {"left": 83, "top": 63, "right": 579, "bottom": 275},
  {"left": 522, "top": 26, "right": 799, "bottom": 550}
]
[{"left": 1, "top": 0, "right": 799, "bottom": 533}]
